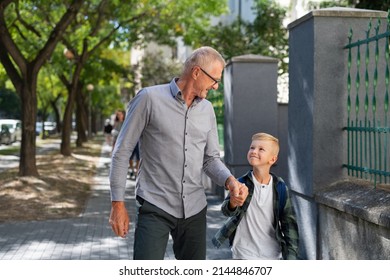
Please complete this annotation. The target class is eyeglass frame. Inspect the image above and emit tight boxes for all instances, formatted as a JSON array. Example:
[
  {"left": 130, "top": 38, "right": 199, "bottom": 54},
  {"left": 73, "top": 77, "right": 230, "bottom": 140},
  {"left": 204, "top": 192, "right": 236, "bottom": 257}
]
[{"left": 198, "top": 66, "right": 221, "bottom": 86}]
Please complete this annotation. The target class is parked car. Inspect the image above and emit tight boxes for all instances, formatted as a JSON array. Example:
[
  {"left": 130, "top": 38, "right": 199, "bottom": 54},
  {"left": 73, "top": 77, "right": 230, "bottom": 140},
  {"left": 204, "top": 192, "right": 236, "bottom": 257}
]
[
  {"left": 0, "top": 119, "right": 21, "bottom": 143},
  {"left": 0, "top": 124, "right": 11, "bottom": 145},
  {"left": 36, "top": 121, "right": 57, "bottom": 136}
]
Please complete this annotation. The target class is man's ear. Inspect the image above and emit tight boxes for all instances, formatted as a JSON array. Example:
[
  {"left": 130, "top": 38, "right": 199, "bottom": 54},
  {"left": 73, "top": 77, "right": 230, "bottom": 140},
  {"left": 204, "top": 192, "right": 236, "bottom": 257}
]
[{"left": 192, "top": 66, "right": 199, "bottom": 80}]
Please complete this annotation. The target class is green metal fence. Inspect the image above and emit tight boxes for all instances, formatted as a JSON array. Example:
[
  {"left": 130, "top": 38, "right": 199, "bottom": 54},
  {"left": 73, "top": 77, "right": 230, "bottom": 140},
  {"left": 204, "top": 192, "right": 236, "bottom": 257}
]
[{"left": 344, "top": 15, "right": 390, "bottom": 187}]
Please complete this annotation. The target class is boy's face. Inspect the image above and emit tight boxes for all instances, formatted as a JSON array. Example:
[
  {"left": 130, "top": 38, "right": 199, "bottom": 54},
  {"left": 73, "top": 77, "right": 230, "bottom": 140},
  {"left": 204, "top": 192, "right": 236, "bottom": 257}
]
[{"left": 247, "top": 139, "right": 278, "bottom": 168}]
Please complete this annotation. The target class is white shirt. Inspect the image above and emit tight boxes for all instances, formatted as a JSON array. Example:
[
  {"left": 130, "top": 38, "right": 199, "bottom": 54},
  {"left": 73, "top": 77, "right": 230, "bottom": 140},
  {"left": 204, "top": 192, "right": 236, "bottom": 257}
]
[{"left": 232, "top": 173, "right": 282, "bottom": 259}]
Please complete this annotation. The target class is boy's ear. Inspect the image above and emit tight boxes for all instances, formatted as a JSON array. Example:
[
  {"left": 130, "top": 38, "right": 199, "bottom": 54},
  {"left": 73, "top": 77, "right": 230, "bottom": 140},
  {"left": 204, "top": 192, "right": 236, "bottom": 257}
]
[{"left": 270, "top": 155, "right": 278, "bottom": 165}]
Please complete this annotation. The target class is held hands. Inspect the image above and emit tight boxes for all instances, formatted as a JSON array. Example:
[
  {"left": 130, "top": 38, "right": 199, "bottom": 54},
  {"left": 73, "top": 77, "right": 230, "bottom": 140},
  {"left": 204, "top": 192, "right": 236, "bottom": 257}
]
[
  {"left": 225, "top": 176, "right": 248, "bottom": 209},
  {"left": 109, "top": 201, "right": 130, "bottom": 238}
]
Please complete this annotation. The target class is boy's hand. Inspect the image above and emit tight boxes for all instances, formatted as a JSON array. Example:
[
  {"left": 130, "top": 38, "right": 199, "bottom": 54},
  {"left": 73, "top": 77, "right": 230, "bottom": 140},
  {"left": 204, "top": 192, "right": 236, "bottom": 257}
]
[{"left": 225, "top": 176, "right": 248, "bottom": 208}]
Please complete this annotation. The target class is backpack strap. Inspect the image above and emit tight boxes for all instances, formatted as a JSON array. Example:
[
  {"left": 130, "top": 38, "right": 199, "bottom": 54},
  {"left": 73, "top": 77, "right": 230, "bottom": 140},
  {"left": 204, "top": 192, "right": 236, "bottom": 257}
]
[
  {"left": 276, "top": 178, "right": 287, "bottom": 219},
  {"left": 238, "top": 176, "right": 246, "bottom": 184}
]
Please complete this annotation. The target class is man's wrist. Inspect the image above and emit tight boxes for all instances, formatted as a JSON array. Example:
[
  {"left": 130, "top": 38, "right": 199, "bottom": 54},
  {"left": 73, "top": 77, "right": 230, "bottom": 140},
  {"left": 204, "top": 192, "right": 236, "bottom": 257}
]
[
  {"left": 224, "top": 176, "right": 235, "bottom": 190},
  {"left": 111, "top": 201, "right": 125, "bottom": 207}
]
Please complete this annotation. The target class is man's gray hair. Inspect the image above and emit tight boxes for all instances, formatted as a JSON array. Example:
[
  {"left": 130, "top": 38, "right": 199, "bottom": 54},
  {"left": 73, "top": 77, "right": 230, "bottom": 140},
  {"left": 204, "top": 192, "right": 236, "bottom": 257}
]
[{"left": 183, "top": 46, "right": 226, "bottom": 73}]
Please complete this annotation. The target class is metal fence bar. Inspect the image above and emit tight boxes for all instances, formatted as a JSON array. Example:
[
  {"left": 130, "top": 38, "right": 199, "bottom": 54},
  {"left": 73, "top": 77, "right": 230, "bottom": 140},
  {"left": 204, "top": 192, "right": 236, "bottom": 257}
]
[
  {"left": 385, "top": 17, "right": 390, "bottom": 184},
  {"left": 347, "top": 29, "right": 352, "bottom": 177},
  {"left": 344, "top": 14, "right": 390, "bottom": 187}
]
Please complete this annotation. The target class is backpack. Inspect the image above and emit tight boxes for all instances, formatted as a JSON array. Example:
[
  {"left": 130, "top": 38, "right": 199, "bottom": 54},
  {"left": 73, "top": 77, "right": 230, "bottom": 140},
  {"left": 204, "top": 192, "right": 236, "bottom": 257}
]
[{"left": 276, "top": 179, "right": 287, "bottom": 219}]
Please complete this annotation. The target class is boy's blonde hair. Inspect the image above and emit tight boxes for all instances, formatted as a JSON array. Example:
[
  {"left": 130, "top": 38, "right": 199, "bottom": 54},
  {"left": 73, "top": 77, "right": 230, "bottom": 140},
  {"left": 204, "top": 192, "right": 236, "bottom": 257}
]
[{"left": 252, "top": 132, "right": 280, "bottom": 155}]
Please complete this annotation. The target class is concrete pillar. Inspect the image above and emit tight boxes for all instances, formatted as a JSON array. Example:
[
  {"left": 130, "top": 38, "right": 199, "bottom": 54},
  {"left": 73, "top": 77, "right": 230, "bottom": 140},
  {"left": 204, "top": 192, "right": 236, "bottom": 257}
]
[
  {"left": 224, "top": 54, "right": 279, "bottom": 178},
  {"left": 287, "top": 8, "right": 387, "bottom": 259}
]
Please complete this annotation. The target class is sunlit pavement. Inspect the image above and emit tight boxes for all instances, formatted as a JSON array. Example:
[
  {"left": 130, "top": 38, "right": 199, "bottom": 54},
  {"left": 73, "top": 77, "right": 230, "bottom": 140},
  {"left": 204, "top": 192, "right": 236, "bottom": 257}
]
[{"left": 0, "top": 141, "right": 232, "bottom": 260}]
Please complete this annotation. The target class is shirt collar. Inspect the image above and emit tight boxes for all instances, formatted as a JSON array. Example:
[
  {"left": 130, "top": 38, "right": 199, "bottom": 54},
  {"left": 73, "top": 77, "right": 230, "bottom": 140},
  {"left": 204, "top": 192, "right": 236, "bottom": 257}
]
[
  {"left": 169, "top": 78, "right": 181, "bottom": 98},
  {"left": 169, "top": 77, "right": 203, "bottom": 105},
  {"left": 251, "top": 171, "right": 273, "bottom": 188}
]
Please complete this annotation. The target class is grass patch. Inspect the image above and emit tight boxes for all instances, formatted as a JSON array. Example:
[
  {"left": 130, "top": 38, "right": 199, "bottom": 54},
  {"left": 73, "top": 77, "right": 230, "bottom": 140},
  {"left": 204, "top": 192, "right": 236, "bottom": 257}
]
[{"left": 0, "top": 146, "right": 20, "bottom": 156}]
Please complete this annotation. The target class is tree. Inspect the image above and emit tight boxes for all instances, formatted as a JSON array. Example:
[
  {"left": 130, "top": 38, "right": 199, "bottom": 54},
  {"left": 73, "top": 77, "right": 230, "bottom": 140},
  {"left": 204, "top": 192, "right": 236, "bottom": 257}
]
[
  {"left": 74, "top": 50, "right": 131, "bottom": 142},
  {"left": 350, "top": 0, "right": 390, "bottom": 11},
  {"left": 140, "top": 50, "right": 182, "bottom": 87},
  {"left": 191, "top": 0, "right": 288, "bottom": 126},
  {"left": 247, "top": 0, "right": 288, "bottom": 75},
  {"left": 0, "top": 64, "right": 7, "bottom": 88},
  {"left": 45, "top": 0, "right": 228, "bottom": 156},
  {"left": 315, "top": 0, "right": 390, "bottom": 11},
  {"left": 36, "top": 67, "right": 63, "bottom": 138},
  {"left": 195, "top": 0, "right": 288, "bottom": 73},
  {"left": 0, "top": 0, "right": 83, "bottom": 176}
]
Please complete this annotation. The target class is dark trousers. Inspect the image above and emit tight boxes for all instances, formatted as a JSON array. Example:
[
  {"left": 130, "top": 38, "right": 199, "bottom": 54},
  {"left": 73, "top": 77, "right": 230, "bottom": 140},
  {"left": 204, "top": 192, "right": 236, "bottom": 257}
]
[{"left": 133, "top": 196, "right": 207, "bottom": 260}]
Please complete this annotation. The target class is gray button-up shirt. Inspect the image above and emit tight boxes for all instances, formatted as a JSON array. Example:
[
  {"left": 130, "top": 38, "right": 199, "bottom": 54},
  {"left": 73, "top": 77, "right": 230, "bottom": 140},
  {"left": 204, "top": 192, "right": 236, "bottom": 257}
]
[{"left": 109, "top": 78, "right": 232, "bottom": 218}]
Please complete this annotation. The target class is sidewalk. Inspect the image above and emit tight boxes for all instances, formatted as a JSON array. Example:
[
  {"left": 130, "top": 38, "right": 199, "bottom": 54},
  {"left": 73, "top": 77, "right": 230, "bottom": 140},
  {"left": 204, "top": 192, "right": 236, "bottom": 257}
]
[{"left": 0, "top": 142, "right": 231, "bottom": 260}]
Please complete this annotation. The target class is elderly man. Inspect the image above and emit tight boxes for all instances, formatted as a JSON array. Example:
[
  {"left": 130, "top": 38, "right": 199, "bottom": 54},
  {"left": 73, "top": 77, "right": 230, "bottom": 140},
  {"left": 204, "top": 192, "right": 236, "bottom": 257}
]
[{"left": 109, "top": 46, "right": 248, "bottom": 260}]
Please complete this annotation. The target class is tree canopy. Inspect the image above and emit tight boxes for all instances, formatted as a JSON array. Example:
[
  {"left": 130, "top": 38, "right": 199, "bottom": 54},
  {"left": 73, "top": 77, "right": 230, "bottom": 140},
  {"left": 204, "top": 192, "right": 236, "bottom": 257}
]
[
  {"left": 194, "top": 0, "right": 288, "bottom": 74},
  {"left": 0, "top": 87, "right": 21, "bottom": 119},
  {"left": 0, "top": 0, "right": 228, "bottom": 176}
]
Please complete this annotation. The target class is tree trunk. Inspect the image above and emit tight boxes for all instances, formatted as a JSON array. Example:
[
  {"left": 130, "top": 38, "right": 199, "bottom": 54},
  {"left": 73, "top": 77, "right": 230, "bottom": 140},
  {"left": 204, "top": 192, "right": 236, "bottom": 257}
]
[
  {"left": 60, "top": 99, "right": 73, "bottom": 156},
  {"left": 61, "top": 76, "right": 84, "bottom": 156},
  {"left": 51, "top": 98, "right": 62, "bottom": 134},
  {"left": 92, "top": 110, "right": 97, "bottom": 135},
  {"left": 0, "top": 0, "right": 84, "bottom": 168},
  {"left": 76, "top": 88, "right": 88, "bottom": 147},
  {"left": 19, "top": 74, "right": 39, "bottom": 176}
]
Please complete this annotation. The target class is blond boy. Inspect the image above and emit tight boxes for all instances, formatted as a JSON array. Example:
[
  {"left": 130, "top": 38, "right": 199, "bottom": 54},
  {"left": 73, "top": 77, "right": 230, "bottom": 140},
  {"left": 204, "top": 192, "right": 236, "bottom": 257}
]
[{"left": 213, "top": 133, "right": 299, "bottom": 260}]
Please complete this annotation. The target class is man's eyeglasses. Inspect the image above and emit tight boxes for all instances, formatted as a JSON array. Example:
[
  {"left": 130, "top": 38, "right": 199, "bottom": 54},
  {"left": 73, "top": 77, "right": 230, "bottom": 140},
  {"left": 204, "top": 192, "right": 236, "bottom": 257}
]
[{"left": 199, "top": 67, "right": 221, "bottom": 86}]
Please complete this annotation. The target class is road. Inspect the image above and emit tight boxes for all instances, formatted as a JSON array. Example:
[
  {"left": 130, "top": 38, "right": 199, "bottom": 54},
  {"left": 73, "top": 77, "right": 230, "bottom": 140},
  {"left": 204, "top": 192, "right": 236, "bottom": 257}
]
[{"left": 0, "top": 137, "right": 62, "bottom": 172}]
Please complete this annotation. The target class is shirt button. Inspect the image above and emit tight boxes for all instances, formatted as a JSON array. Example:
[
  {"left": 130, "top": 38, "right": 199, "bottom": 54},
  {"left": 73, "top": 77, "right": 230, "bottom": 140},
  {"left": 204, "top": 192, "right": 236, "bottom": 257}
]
[
  {"left": 183, "top": 180, "right": 186, "bottom": 183},
  {"left": 183, "top": 195, "right": 186, "bottom": 199}
]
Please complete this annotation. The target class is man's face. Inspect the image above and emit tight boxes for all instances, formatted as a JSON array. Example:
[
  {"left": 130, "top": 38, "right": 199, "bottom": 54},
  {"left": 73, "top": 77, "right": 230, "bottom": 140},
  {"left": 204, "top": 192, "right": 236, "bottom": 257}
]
[{"left": 194, "top": 63, "right": 223, "bottom": 99}]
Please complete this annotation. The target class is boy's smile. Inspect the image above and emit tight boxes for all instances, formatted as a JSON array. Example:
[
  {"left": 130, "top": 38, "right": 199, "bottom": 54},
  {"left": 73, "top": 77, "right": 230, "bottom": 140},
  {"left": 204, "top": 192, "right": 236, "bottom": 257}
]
[{"left": 247, "top": 140, "right": 278, "bottom": 167}]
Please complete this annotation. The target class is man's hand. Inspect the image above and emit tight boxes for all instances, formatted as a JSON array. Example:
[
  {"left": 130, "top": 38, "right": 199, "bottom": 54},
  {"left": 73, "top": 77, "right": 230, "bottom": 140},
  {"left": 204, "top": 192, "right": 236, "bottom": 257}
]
[
  {"left": 225, "top": 176, "right": 248, "bottom": 208},
  {"left": 109, "top": 201, "right": 130, "bottom": 238}
]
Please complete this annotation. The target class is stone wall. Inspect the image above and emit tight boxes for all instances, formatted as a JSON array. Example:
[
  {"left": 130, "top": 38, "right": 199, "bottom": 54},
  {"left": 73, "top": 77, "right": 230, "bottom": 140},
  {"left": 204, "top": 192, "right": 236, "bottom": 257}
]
[{"left": 315, "top": 181, "right": 390, "bottom": 259}]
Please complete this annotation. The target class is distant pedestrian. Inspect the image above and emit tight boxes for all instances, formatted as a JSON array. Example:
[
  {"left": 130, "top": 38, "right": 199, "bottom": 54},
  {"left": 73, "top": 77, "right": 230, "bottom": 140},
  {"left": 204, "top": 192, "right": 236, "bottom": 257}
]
[
  {"left": 111, "top": 109, "right": 125, "bottom": 151},
  {"left": 212, "top": 132, "right": 299, "bottom": 260},
  {"left": 129, "top": 141, "right": 140, "bottom": 180},
  {"left": 103, "top": 119, "right": 113, "bottom": 146}
]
